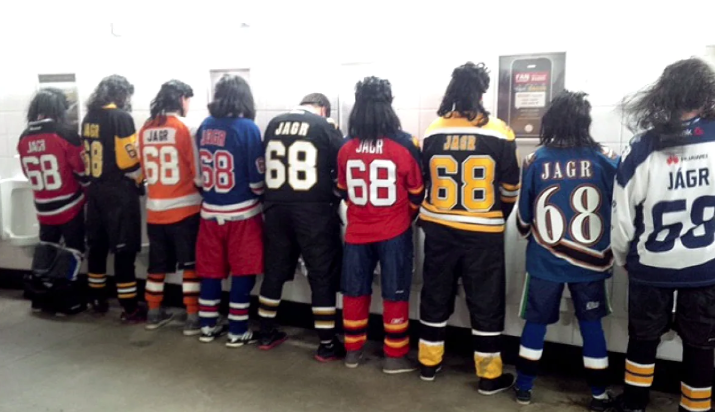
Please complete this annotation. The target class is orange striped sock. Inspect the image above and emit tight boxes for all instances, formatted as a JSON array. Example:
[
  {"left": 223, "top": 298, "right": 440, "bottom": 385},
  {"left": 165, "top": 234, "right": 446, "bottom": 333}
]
[
  {"left": 182, "top": 269, "right": 200, "bottom": 315},
  {"left": 145, "top": 273, "right": 165, "bottom": 310}
]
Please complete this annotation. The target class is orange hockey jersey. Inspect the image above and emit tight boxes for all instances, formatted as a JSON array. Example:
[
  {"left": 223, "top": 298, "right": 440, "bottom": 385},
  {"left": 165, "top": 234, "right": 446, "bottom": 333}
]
[{"left": 138, "top": 114, "right": 202, "bottom": 224}]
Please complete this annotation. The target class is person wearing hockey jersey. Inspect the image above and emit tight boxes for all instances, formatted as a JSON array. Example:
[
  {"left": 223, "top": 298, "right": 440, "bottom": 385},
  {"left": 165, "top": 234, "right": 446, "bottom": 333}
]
[
  {"left": 138, "top": 80, "right": 202, "bottom": 335},
  {"left": 613, "top": 58, "right": 715, "bottom": 412},
  {"left": 18, "top": 88, "right": 88, "bottom": 313},
  {"left": 81, "top": 75, "right": 145, "bottom": 322},
  {"left": 514, "top": 91, "right": 618, "bottom": 410},
  {"left": 337, "top": 76, "right": 424, "bottom": 373},
  {"left": 258, "top": 93, "right": 346, "bottom": 360},
  {"left": 417, "top": 62, "right": 518, "bottom": 395},
  {"left": 195, "top": 75, "right": 264, "bottom": 347}
]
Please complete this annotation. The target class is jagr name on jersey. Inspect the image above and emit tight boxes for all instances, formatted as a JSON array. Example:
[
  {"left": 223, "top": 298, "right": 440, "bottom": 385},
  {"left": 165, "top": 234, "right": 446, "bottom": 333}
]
[
  {"left": 27, "top": 139, "right": 46, "bottom": 153},
  {"left": 275, "top": 121, "right": 310, "bottom": 136},
  {"left": 356, "top": 139, "right": 383, "bottom": 154},
  {"left": 541, "top": 160, "right": 593, "bottom": 180},
  {"left": 442, "top": 135, "right": 476, "bottom": 151},
  {"left": 668, "top": 168, "right": 710, "bottom": 190},
  {"left": 200, "top": 129, "right": 227, "bottom": 147},
  {"left": 83, "top": 123, "right": 100, "bottom": 139},
  {"left": 143, "top": 128, "right": 177, "bottom": 145}
]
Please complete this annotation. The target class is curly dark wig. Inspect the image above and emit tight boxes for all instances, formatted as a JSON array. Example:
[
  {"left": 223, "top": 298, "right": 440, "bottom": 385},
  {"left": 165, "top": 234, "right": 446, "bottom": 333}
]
[
  {"left": 208, "top": 75, "right": 255, "bottom": 120},
  {"left": 27, "top": 88, "right": 68, "bottom": 123},
  {"left": 300, "top": 93, "right": 331, "bottom": 117},
  {"left": 348, "top": 76, "right": 401, "bottom": 141},
  {"left": 149, "top": 80, "right": 194, "bottom": 124},
  {"left": 622, "top": 58, "right": 715, "bottom": 136},
  {"left": 437, "top": 62, "right": 491, "bottom": 126},
  {"left": 87, "top": 75, "right": 134, "bottom": 111},
  {"left": 540, "top": 90, "right": 599, "bottom": 148}
]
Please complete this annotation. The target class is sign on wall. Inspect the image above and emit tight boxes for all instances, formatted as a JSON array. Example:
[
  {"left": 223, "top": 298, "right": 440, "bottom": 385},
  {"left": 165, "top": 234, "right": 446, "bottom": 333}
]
[
  {"left": 38, "top": 74, "right": 80, "bottom": 132},
  {"left": 497, "top": 53, "right": 566, "bottom": 138}
]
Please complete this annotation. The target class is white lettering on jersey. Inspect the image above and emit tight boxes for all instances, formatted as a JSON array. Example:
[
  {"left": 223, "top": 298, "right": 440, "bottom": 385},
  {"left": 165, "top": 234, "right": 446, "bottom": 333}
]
[
  {"left": 28, "top": 139, "right": 46, "bottom": 153},
  {"left": 541, "top": 160, "right": 592, "bottom": 180},
  {"left": 355, "top": 139, "right": 384, "bottom": 154},
  {"left": 275, "top": 121, "right": 310, "bottom": 137}
]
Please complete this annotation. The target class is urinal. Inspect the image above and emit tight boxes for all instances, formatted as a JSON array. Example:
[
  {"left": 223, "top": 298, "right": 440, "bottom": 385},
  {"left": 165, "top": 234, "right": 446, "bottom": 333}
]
[{"left": 0, "top": 178, "right": 40, "bottom": 246}]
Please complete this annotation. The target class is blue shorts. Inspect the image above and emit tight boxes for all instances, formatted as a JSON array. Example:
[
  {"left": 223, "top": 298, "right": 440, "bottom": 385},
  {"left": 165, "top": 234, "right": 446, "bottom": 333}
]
[
  {"left": 519, "top": 274, "right": 610, "bottom": 324},
  {"left": 341, "top": 228, "right": 413, "bottom": 301}
]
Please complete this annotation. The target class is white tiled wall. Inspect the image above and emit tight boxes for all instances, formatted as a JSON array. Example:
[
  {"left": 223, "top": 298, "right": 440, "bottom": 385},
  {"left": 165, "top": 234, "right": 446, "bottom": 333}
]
[{"left": 1, "top": 8, "right": 715, "bottom": 359}]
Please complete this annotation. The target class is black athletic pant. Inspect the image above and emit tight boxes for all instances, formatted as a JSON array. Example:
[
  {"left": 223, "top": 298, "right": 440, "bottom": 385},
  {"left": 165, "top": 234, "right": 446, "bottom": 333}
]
[
  {"left": 624, "top": 281, "right": 715, "bottom": 412},
  {"left": 39, "top": 209, "right": 86, "bottom": 253},
  {"left": 86, "top": 181, "right": 141, "bottom": 313},
  {"left": 259, "top": 203, "right": 342, "bottom": 343}
]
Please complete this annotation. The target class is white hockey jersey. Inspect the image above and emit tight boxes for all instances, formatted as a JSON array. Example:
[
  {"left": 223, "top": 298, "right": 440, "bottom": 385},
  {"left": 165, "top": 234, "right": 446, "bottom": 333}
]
[{"left": 611, "top": 117, "right": 715, "bottom": 287}]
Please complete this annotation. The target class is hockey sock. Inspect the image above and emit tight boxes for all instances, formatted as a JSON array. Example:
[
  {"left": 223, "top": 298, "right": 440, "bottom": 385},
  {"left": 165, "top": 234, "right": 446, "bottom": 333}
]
[
  {"left": 199, "top": 278, "right": 222, "bottom": 329},
  {"left": 313, "top": 306, "right": 337, "bottom": 344},
  {"left": 474, "top": 330, "right": 503, "bottom": 379},
  {"left": 624, "top": 338, "right": 659, "bottom": 410},
  {"left": 229, "top": 275, "right": 255, "bottom": 336},
  {"left": 115, "top": 252, "right": 138, "bottom": 313},
  {"left": 258, "top": 294, "right": 280, "bottom": 332},
  {"left": 419, "top": 317, "right": 448, "bottom": 367},
  {"left": 145, "top": 273, "right": 165, "bottom": 310},
  {"left": 88, "top": 273, "right": 107, "bottom": 297},
  {"left": 680, "top": 344, "right": 713, "bottom": 412},
  {"left": 343, "top": 295, "right": 370, "bottom": 352},
  {"left": 182, "top": 269, "right": 200, "bottom": 315},
  {"left": 517, "top": 321, "right": 547, "bottom": 391},
  {"left": 579, "top": 319, "right": 609, "bottom": 397},
  {"left": 383, "top": 300, "right": 410, "bottom": 358}
]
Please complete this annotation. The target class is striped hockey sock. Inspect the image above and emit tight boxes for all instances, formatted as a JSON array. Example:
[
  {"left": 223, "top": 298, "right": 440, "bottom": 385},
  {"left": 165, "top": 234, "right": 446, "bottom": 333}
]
[
  {"left": 419, "top": 318, "right": 447, "bottom": 367},
  {"left": 517, "top": 321, "right": 547, "bottom": 391},
  {"left": 145, "top": 273, "right": 165, "bottom": 310},
  {"left": 199, "top": 278, "right": 222, "bottom": 329},
  {"left": 473, "top": 329, "right": 504, "bottom": 379},
  {"left": 383, "top": 300, "right": 409, "bottom": 358},
  {"left": 680, "top": 344, "right": 713, "bottom": 412},
  {"left": 312, "top": 306, "right": 337, "bottom": 343},
  {"left": 623, "top": 339, "right": 658, "bottom": 410},
  {"left": 228, "top": 275, "right": 255, "bottom": 336},
  {"left": 182, "top": 269, "right": 200, "bottom": 315},
  {"left": 343, "top": 295, "right": 370, "bottom": 352},
  {"left": 579, "top": 319, "right": 609, "bottom": 397}
]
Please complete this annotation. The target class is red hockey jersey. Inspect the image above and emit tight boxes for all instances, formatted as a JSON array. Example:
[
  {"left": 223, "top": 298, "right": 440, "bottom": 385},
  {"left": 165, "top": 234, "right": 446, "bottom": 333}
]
[
  {"left": 18, "top": 119, "right": 87, "bottom": 225},
  {"left": 337, "top": 131, "right": 424, "bottom": 244}
]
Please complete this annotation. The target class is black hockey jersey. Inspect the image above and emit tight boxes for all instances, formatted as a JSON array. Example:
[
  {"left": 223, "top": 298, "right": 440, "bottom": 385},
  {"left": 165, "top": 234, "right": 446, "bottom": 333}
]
[
  {"left": 81, "top": 104, "right": 141, "bottom": 184},
  {"left": 263, "top": 109, "right": 344, "bottom": 204},
  {"left": 419, "top": 113, "right": 520, "bottom": 241}
]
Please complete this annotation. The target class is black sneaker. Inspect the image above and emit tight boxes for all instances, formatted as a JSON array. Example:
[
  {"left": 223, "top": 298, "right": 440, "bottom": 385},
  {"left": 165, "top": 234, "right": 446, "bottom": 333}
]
[
  {"left": 478, "top": 373, "right": 516, "bottom": 395},
  {"left": 199, "top": 324, "right": 228, "bottom": 343},
  {"left": 31, "top": 299, "right": 42, "bottom": 313},
  {"left": 420, "top": 363, "right": 442, "bottom": 381},
  {"left": 515, "top": 387, "right": 532, "bottom": 405},
  {"left": 90, "top": 298, "right": 109, "bottom": 314},
  {"left": 314, "top": 339, "right": 346, "bottom": 362},
  {"left": 258, "top": 329, "right": 288, "bottom": 350},
  {"left": 589, "top": 392, "right": 616, "bottom": 412},
  {"left": 120, "top": 307, "right": 147, "bottom": 324},
  {"left": 611, "top": 395, "right": 644, "bottom": 412}
]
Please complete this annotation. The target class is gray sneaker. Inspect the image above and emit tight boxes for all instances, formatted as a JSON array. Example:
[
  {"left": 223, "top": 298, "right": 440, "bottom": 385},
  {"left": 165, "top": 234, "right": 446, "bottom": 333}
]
[
  {"left": 145, "top": 309, "right": 174, "bottom": 331},
  {"left": 383, "top": 356, "right": 417, "bottom": 375},
  {"left": 344, "top": 350, "right": 363, "bottom": 369},
  {"left": 183, "top": 314, "right": 201, "bottom": 336}
]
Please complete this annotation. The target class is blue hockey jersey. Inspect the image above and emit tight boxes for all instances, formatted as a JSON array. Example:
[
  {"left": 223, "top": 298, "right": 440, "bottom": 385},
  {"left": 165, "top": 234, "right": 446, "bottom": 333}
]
[
  {"left": 196, "top": 117, "right": 264, "bottom": 221},
  {"left": 612, "top": 117, "right": 715, "bottom": 287},
  {"left": 517, "top": 145, "right": 619, "bottom": 283}
]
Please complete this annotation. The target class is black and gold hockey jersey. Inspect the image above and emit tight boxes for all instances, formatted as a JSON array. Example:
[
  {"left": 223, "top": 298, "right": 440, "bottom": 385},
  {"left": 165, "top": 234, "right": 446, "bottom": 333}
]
[
  {"left": 81, "top": 104, "right": 141, "bottom": 184},
  {"left": 419, "top": 113, "right": 520, "bottom": 238},
  {"left": 263, "top": 109, "right": 344, "bottom": 204}
]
